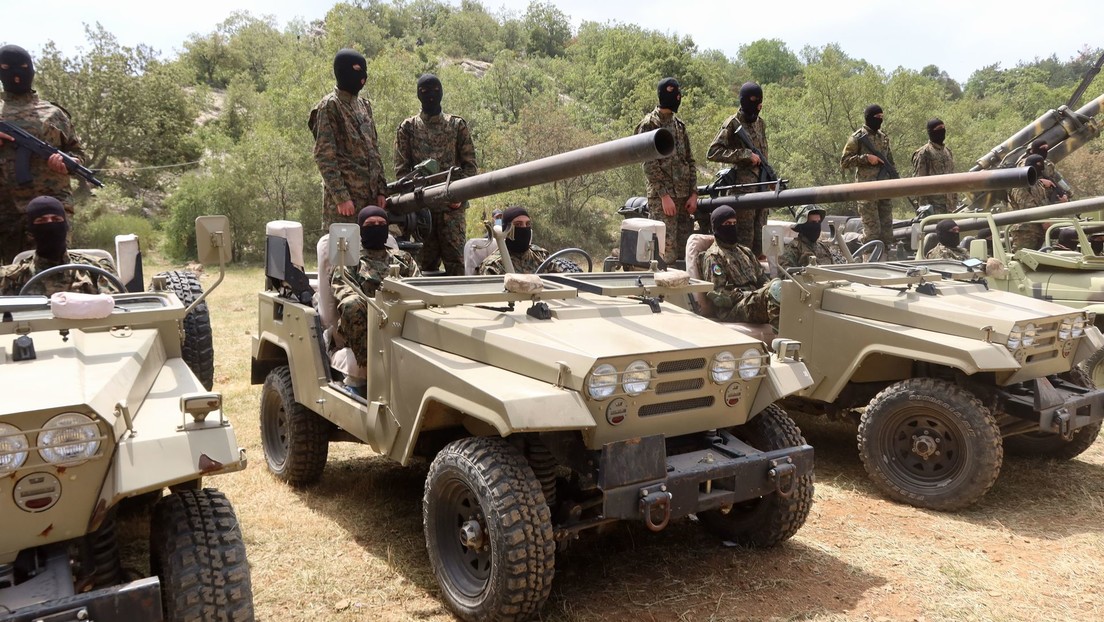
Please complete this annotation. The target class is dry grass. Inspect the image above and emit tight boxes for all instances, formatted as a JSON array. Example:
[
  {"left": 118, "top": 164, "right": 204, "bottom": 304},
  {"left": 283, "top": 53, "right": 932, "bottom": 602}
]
[{"left": 130, "top": 258, "right": 1104, "bottom": 621}]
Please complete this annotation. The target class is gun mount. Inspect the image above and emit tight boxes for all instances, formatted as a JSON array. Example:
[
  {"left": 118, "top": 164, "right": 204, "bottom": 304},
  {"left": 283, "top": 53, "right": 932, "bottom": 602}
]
[
  {"left": 387, "top": 129, "right": 675, "bottom": 215},
  {"left": 895, "top": 195, "right": 1104, "bottom": 241}
]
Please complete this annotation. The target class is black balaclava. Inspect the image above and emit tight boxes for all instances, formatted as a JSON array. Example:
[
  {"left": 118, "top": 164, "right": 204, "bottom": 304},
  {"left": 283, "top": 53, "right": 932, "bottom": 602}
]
[
  {"left": 927, "top": 118, "right": 946, "bottom": 145},
  {"left": 501, "top": 206, "right": 532, "bottom": 255},
  {"left": 357, "top": 206, "right": 389, "bottom": 250},
  {"left": 935, "top": 219, "right": 960, "bottom": 248},
  {"left": 333, "top": 49, "right": 367, "bottom": 95},
  {"left": 1091, "top": 237, "right": 1104, "bottom": 255},
  {"left": 739, "top": 82, "right": 763, "bottom": 123},
  {"left": 864, "top": 104, "right": 884, "bottom": 132},
  {"left": 1025, "top": 154, "right": 1046, "bottom": 182},
  {"left": 1057, "top": 228, "right": 1079, "bottom": 251},
  {"left": 793, "top": 207, "right": 825, "bottom": 244},
  {"left": 711, "top": 206, "right": 739, "bottom": 245},
  {"left": 1029, "top": 138, "right": 1049, "bottom": 159},
  {"left": 0, "top": 45, "right": 34, "bottom": 94},
  {"left": 25, "top": 196, "right": 68, "bottom": 259},
  {"left": 417, "top": 73, "right": 443, "bottom": 117},
  {"left": 657, "top": 77, "right": 681, "bottom": 113}
]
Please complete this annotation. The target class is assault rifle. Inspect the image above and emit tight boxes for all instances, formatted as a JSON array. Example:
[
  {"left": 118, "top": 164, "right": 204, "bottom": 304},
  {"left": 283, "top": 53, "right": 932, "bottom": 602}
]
[
  {"left": 858, "top": 134, "right": 918, "bottom": 209},
  {"left": 0, "top": 120, "right": 104, "bottom": 188}
]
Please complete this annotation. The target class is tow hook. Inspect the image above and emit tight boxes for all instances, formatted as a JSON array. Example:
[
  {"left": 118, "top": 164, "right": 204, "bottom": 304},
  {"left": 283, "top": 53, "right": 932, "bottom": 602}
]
[
  {"left": 768, "top": 458, "right": 797, "bottom": 498},
  {"left": 1052, "top": 408, "right": 1074, "bottom": 440},
  {"left": 639, "top": 486, "right": 672, "bottom": 532}
]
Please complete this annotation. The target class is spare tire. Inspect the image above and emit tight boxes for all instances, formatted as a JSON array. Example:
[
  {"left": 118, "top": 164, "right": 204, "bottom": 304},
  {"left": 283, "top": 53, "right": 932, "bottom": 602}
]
[{"left": 157, "top": 270, "right": 214, "bottom": 390}]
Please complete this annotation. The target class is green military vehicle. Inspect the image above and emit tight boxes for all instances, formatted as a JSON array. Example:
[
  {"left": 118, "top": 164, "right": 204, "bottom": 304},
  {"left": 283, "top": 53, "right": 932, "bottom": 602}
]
[
  {"left": 251, "top": 133, "right": 817, "bottom": 622},
  {"left": 0, "top": 216, "right": 253, "bottom": 621}
]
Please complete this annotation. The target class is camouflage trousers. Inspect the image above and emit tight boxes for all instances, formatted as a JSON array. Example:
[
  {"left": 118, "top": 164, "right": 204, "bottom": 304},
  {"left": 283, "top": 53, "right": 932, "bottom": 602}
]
[
  {"left": 710, "top": 285, "right": 779, "bottom": 327},
  {"left": 420, "top": 207, "right": 466, "bottom": 276},
  {"left": 859, "top": 199, "right": 894, "bottom": 248},
  {"left": 337, "top": 293, "right": 369, "bottom": 368},
  {"left": 1009, "top": 223, "right": 1044, "bottom": 253},
  {"left": 649, "top": 196, "right": 694, "bottom": 266},
  {"left": 735, "top": 208, "right": 768, "bottom": 257}
]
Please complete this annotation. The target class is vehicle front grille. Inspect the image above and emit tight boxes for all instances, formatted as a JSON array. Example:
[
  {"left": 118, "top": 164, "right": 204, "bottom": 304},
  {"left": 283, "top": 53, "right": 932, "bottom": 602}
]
[
  {"left": 657, "top": 358, "right": 705, "bottom": 373},
  {"left": 639, "top": 396, "right": 715, "bottom": 417},
  {"left": 655, "top": 378, "right": 705, "bottom": 394}
]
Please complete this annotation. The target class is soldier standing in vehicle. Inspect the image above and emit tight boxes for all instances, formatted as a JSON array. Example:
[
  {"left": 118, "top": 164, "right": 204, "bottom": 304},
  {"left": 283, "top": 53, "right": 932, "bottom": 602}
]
[
  {"left": 0, "top": 44, "right": 88, "bottom": 263},
  {"left": 309, "top": 49, "right": 388, "bottom": 230},
  {"left": 331, "top": 206, "right": 420, "bottom": 369},
  {"left": 699, "top": 206, "right": 779, "bottom": 325},
  {"left": 395, "top": 74, "right": 478, "bottom": 276},
  {"left": 707, "top": 82, "right": 770, "bottom": 252},
  {"left": 478, "top": 206, "right": 570, "bottom": 275},
  {"left": 1007, "top": 154, "right": 1049, "bottom": 252},
  {"left": 635, "top": 77, "right": 696, "bottom": 266},
  {"left": 911, "top": 118, "right": 956, "bottom": 213},
  {"left": 1017, "top": 139, "right": 1070, "bottom": 203},
  {"left": 926, "top": 219, "right": 970, "bottom": 260},
  {"left": 778, "top": 206, "right": 845, "bottom": 271},
  {"left": 0, "top": 196, "right": 119, "bottom": 296},
  {"left": 841, "top": 104, "right": 896, "bottom": 249}
]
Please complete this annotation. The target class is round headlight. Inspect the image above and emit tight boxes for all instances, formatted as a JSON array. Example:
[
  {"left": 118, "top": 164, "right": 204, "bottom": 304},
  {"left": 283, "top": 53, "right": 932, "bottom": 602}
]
[
  {"left": 1007, "top": 325, "right": 1023, "bottom": 350},
  {"left": 1072, "top": 316, "right": 1086, "bottom": 338},
  {"left": 0, "top": 423, "right": 29, "bottom": 475},
  {"left": 711, "top": 351, "right": 736, "bottom": 383},
  {"left": 39, "top": 413, "right": 101, "bottom": 466},
  {"left": 738, "top": 348, "right": 764, "bottom": 380},
  {"left": 1059, "top": 318, "right": 1074, "bottom": 341},
  {"left": 587, "top": 364, "right": 618, "bottom": 400},
  {"left": 622, "top": 359, "right": 651, "bottom": 396},
  {"left": 1022, "top": 323, "right": 1037, "bottom": 347}
]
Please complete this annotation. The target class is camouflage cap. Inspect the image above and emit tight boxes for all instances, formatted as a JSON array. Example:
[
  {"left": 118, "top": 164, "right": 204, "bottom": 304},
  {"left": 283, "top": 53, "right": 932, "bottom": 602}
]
[{"left": 794, "top": 205, "right": 826, "bottom": 227}]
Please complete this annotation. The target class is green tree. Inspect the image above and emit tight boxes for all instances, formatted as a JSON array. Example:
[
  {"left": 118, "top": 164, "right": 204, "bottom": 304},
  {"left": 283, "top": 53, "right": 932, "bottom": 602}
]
[
  {"left": 523, "top": 1, "right": 572, "bottom": 58},
  {"left": 738, "top": 39, "right": 803, "bottom": 85}
]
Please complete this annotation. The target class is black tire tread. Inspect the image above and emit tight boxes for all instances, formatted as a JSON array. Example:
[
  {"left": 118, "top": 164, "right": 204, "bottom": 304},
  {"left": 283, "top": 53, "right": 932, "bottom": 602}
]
[
  {"left": 158, "top": 270, "right": 215, "bottom": 391},
  {"left": 260, "top": 366, "right": 330, "bottom": 486}
]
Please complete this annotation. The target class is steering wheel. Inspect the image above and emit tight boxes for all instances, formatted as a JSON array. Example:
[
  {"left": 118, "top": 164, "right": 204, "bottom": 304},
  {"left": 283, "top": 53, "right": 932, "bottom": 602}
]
[
  {"left": 849, "top": 240, "right": 884, "bottom": 263},
  {"left": 19, "top": 263, "right": 126, "bottom": 296},
  {"left": 536, "top": 248, "right": 593, "bottom": 274}
]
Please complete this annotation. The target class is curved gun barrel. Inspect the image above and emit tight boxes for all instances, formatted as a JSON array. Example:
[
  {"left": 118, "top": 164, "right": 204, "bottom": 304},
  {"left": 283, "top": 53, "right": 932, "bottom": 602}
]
[
  {"left": 388, "top": 129, "right": 675, "bottom": 214},
  {"left": 970, "top": 93, "right": 1104, "bottom": 171},
  {"left": 697, "top": 167, "right": 1036, "bottom": 212}
]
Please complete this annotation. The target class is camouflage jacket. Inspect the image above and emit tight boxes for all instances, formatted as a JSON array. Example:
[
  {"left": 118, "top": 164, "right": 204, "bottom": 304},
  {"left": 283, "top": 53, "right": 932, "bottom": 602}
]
[
  {"left": 841, "top": 126, "right": 895, "bottom": 182},
  {"left": 706, "top": 110, "right": 768, "bottom": 185},
  {"left": 911, "top": 141, "right": 956, "bottom": 208},
  {"left": 700, "top": 240, "right": 767, "bottom": 307},
  {"left": 1008, "top": 182, "right": 1048, "bottom": 212},
  {"left": 331, "top": 247, "right": 420, "bottom": 301},
  {"left": 926, "top": 243, "right": 969, "bottom": 261},
  {"left": 635, "top": 107, "right": 696, "bottom": 200},
  {"left": 0, "top": 250, "right": 119, "bottom": 296},
  {"left": 309, "top": 89, "right": 389, "bottom": 227},
  {"left": 0, "top": 91, "right": 87, "bottom": 212},
  {"left": 778, "top": 236, "right": 844, "bottom": 272},
  {"left": 1015, "top": 154, "right": 1072, "bottom": 202},
  {"left": 395, "top": 112, "right": 477, "bottom": 211},
  {"left": 478, "top": 245, "right": 554, "bottom": 275}
]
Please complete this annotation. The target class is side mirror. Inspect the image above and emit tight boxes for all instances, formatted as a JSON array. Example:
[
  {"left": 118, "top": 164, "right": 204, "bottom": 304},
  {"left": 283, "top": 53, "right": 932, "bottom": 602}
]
[
  {"left": 329, "top": 224, "right": 360, "bottom": 268},
  {"left": 195, "top": 216, "right": 232, "bottom": 266},
  {"left": 969, "top": 238, "right": 989, "bottom": 261}
]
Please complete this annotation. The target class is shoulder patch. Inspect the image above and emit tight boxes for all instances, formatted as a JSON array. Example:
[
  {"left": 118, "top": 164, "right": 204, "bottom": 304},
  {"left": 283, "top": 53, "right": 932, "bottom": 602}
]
[{"left": 711, "top": 263, "right": 724, "bottom": 276}]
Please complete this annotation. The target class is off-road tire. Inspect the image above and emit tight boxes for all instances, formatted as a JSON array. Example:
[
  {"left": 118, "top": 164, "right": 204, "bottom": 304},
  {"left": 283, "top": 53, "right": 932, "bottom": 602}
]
[
  {"left": 158, "top": 270, "right": 214, "bottom": 391},
  {"left": 1078, "top": 346, "right": 1104, "bottom": 389},
  {"left": 859, "top": 378, "right": 1003, "bottom": 511},
  {"left": 260, "top": 366, "right": 330, "bottom": 486},
  {"left": 697, "top": 404, "right": 813, "bottom": 547},
  {"left": 1004, "top": 364, "right": 1102, "bottom": 460},
  {"left": 150, "top": 489, "right": 254, "bottom": 622},
  {"left": 424, "top": 437, "right": 555, "bottom": 622}
]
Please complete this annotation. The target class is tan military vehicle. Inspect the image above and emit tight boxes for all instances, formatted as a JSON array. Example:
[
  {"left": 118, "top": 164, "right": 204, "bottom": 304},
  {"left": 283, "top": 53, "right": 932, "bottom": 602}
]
[
  {"left": 0, "top": 216, "right": 252, "bottom": 622},
  {"left": 251, "top": 133, "right": 817, "bottom": 622}
]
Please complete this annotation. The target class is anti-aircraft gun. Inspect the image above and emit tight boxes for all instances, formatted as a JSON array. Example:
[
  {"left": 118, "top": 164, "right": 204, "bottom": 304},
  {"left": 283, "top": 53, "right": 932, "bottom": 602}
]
[{"left": 253, "top": 129, "right": 820, "bottom": 622}]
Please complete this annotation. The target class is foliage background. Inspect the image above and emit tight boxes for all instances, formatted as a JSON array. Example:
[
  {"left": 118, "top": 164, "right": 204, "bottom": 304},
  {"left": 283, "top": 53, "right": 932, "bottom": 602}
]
[{"left": 18, "top": 0, "right": 1104, "bottom": 261}]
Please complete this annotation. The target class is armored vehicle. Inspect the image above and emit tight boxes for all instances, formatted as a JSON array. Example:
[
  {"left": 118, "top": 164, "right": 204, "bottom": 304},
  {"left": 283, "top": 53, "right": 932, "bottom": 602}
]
[
  {"left": 251, "top": 133, "right": 816, "bottom": 622},
  {"left": 0, "top": 216, "right": 252, "bottom": 621}
]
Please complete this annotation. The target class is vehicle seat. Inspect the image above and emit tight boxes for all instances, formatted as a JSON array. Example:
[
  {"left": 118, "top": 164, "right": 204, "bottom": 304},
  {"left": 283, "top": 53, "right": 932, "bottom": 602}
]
[
  {"left": 114, "top": 234, "right": 144, "bottom": 292},
  {"left": 265, "top": 220, "right": 312, "bottom": 304},
  {"left": 316, "top": 233, "right": 365, "bottom": 381},
  {"left": 685, "top": 233, "right": 776, "bottom": 344},
  {"left": 464, "top": 237, "right": 497, "bottom": 275}
]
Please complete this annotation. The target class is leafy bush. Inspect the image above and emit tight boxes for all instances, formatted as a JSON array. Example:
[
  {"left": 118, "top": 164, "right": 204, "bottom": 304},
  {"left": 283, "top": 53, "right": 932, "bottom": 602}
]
[{"left": 72, "top": 213, "right": 159, "bottom": 252}]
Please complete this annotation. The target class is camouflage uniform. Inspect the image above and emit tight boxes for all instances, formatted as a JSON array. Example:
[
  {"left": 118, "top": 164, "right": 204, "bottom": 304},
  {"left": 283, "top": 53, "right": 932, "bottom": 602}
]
[
  {"left": 700, "top": 240, "right": 778, "bottom": 325},
  {"left": 778, "top": 236, "right": 845, "bottom": 272},
  {"left": 911, "top": 141, "right": 956, "bottom": 213},
  {"left": 1007, "top": 182, "right": 1049, "bottom": 252},
  {"left": 707, "top": 110, "right": 769, "bottom": 253},
  {"left": 635, "top": 107, "right": 696, "bottom": 266},
  {"left": 478, "top": 245, "right": 565, "bottom": 275},
  {"left": 395, "top": 112, "right": 478, "bottom": 276},
  {"left": 331, "top": 247, "right": 420, "bottom": 367},
  {"left": 309, "top": 88, "right": 389, "bottom": 229},
  {"left": 0, "top": 251, "right": 118, "bottom": 296},
  {"left": 0, "top": 91, "right": 87, "bottom": 262},
  {"left": 925, "top": 243, "right": 969, "bottom": 261},
  {"left": 841, "top": 125, "right": 896, "bottom": 248},
  {"left": 1015, "top": 154, "right": 1071, "bottom": 203}
]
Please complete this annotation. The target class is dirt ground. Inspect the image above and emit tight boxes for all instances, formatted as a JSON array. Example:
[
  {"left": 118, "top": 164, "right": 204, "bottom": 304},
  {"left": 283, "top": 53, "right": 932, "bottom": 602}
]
[{"left": 164, "top": 265, "right": 1104, "bottom": 622}]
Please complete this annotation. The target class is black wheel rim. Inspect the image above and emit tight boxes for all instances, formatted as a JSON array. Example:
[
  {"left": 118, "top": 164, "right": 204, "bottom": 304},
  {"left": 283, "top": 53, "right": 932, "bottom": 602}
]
[
  {"left": 433, "top": 474, "right": 491, "bottom": 599},
  {"left": 879, "top": 405, "right": 966, "bottom": 490},
  {"left": 261, "top": 388, "right": 290, "bottom": 469}
]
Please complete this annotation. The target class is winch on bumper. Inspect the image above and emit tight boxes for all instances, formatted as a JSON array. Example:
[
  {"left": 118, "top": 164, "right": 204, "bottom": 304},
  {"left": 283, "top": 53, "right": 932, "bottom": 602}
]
[
  {"left": 1001, "top": 376, "right": 1104, "bottom": 438},
  {"left": 596, "top": 431, "right": 814, "bottom": 531}
]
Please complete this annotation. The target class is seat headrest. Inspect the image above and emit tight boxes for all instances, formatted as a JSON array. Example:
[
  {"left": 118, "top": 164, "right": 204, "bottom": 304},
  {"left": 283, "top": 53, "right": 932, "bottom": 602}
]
[{"left": 266, "top": 220, "right": 305, "bottom": 268}]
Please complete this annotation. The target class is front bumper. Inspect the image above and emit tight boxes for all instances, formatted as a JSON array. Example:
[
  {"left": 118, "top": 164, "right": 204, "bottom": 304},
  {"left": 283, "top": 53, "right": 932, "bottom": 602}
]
[
  {"left": 597, "top": 431, "right": 814, "bottom": 530},
  {"left": 1, "top": 576, "right": 161, "bottom": 622},
  {"left": 1001, "top": 376, "right": 1104, "bottom": 436}
]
